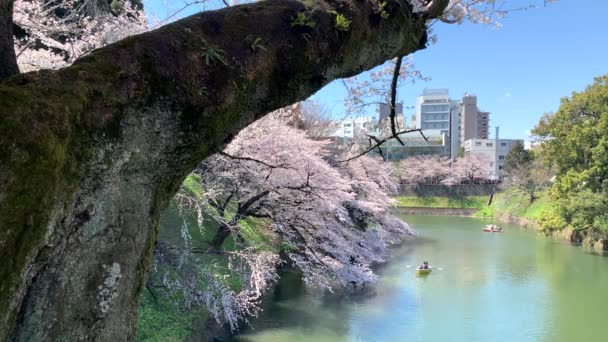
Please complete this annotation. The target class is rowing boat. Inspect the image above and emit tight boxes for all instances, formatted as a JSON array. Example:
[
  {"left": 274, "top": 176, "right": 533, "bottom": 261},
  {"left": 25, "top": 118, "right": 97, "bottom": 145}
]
[{"left": 416, "top": 268, "right": 432, "bottom": 275}]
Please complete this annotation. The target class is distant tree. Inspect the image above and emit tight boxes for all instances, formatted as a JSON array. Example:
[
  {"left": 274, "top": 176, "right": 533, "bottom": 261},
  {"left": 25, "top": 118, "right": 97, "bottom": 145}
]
[
  {"left": 457, "top": 146, "right": 465, "bottom": 158},
  {"left": 299, "top": 100, "right": 338, "bottom": 139},
  {"left": 503, "top": 140, "right": 532, "bottom": 173},
  {"left": 503, "top": 154, "right": 552, "bottom": 203}
]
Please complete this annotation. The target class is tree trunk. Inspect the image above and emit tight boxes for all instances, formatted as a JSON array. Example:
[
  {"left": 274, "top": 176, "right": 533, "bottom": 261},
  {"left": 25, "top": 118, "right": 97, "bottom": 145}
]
[
  {"left": 0, "top": 0, "right": 18, "bottom": 80},
  {"left": 211, "top": 224, "right": 233, "bottom": 249},
  {"left": 0, "top": 0, "right": 437, "bottom": 339}
]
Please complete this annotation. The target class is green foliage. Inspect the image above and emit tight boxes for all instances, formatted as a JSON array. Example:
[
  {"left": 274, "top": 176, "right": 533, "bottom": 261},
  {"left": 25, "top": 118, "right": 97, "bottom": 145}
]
[
  {"left": 379, "top": 1, "right": 389, "bottom": 19},
  {"left": 200, "top": 39, "right": 227, "bottom": 66},
  {"left": 457, "top": 146, "right": 465, "bottom": 158},
  {"left": 246, "top": 35, "right": 267, "bottom": 52},
  {"left": 110, "top": 0, "right": 123, "bottom": 13},
  {"left": 334, "top": 13, "right": 351, "bottom": 31},
  {"left": 290, "top": 12, "right": 316, "bottom": 28},
  {"left": 537, "top": 206, "right": 568, "bottom": 232},
  {"left": 532, "top": 75, "right": 608, "bottom": 237},
  {"left": 327, "top": 10, "right": 351, "bottom": 31},
  {"left": 552, "top": 189, "right": 608, "bottom": 231}
]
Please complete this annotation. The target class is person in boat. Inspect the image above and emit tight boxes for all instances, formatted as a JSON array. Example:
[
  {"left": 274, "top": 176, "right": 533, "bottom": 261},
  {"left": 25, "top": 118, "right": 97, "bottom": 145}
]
[{"left": 420, "top": 261, "right": 429, "bottom": 269}]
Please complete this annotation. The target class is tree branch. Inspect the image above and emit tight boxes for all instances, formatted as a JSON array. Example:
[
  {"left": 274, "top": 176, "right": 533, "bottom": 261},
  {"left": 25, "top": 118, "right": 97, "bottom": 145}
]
[
  {"left": 217, "top": 150, "right": 289, "bottom": 170},
  {"left": 389, "top": 56, "right": 405, "bottom": 145}
]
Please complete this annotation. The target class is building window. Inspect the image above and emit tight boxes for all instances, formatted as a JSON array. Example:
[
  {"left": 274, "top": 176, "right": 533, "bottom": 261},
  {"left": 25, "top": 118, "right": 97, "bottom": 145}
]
[
  {"left": 498, "top": 155, "right": 505, "bottom": 160},
  {"left": 499, "top": 166, "right": 503, "bottom": 170},
  {"left": 486, "top": 143, "right": 493, "bottom": 147},
  {"left": 344, "top": 123, "right": 352, "bottom": 127},
  {"left": 475, "top": 142, "right": 482, "bottom": 146},
  {"left": 501, "top": 142, "right": 507, "bottom": 147}
]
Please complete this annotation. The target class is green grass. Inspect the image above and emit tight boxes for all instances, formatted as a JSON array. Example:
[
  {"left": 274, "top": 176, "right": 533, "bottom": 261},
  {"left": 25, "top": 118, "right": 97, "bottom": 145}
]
[
  {"left": 395, "top": 195, "right": 490, "bottom": 209},
  {"left": 181, "top": 173, "right": 203, "bottom": 199},
  {"left": 136, "top": 290, "right": 203, "bottom": 342},
  {"left": 138, "top": 173, "right": 282, "bottom": 340},
  {"left": 239, "top": 216, "right": 278, "bottom": 252},
  {"left": 474, "top": 189, "right": 550, "bottom": 220}
]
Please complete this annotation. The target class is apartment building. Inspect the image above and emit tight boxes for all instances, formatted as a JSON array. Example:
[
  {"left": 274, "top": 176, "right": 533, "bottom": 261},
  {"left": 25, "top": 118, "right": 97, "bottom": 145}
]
[
  {"left": 464, "top": 138, "right": 523, "bottom": 180},
  {"left": 460, "top": 94, "right": 489, "bottom": 146}
]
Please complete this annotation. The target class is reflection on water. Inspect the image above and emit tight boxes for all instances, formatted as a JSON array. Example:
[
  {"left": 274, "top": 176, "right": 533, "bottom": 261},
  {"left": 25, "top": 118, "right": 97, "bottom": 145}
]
[{"left": 233, "top": 215, "right": 608, "bottom": 342}]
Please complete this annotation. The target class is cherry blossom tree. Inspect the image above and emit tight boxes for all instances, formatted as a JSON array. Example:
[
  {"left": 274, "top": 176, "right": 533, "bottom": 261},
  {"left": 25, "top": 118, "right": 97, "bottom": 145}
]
[
  {"left": 397, "top": 155, "right": 451, "bottom": 185},
  {"left": 443, "top": 153, "right": 493, "bottom": 184},
  {"left": 397, "top": 153, "right": 492, "bottom": 186},
  {"left": 199, "top": 112, "right": 411, "bottom": 288},
  {"left": 151, "top": 109, "right": 412, "bottom": 329},
  {"left": 13, "top": 0, "right": 147, "bottom": 72}
]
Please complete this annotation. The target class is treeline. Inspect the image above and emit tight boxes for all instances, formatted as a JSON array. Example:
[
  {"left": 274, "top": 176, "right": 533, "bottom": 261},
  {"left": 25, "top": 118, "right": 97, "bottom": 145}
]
[
  {"left": 494, "top": 75, "right": 608, "bottom": 242},
  {"left": 531, "top": 75, "right": 608, "bottom": 239}
]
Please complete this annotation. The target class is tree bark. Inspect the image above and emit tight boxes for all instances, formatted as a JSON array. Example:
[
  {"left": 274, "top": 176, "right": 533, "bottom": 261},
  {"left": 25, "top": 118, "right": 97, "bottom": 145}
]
[
  {"left": 0, "top": 0, "right": 18, "bottom": 80},
  {"left": 0, "top": 0, "right": 438, "bottom": 339}
]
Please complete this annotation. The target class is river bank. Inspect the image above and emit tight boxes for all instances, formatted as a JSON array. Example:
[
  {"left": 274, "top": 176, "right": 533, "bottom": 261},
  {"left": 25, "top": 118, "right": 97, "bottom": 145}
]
[{"left": 395, "top": 190, "right": 608, "bottom": 254}]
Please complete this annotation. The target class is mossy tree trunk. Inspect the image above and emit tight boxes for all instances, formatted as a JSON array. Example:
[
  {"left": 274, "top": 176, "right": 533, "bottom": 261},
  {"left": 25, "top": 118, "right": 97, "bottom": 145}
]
[{"left": 0, "top": 0, "right": 441, "bottom": 339}]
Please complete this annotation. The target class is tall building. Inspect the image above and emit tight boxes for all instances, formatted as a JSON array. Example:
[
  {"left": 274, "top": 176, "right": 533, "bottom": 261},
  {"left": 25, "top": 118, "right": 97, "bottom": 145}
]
[
  {"left": 460, "top": 94, "right": 489, "bottom": 145},
  {"left": 449, "top": 99, "right": 461, "bottom": 159},
  {"left": 415, "top": 89, "right": 451, "bottom": 131},
  {"left": 377, "top": 101, "right": 404, "bottom": 123}
]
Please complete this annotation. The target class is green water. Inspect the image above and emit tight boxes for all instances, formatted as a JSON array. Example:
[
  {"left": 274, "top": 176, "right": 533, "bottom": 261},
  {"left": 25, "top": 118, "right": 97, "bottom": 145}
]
[{"left": 233, "top": 215, "right": 608, "bottom": 342}]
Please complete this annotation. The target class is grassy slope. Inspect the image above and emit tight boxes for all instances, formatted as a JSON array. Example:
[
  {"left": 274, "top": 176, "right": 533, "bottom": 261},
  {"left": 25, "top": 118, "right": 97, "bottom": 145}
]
[
  {"left": 136, "top": 174, "right": 279, "bottom": 340},
  {"left": 395, "top": 195, "right": 489, "bottom": 209},
  {"left": 474, "top": 189, "right": 550, "bottom": 221},
  {"left": 395, "top": 190, "right": 551, "bottom": 223}
]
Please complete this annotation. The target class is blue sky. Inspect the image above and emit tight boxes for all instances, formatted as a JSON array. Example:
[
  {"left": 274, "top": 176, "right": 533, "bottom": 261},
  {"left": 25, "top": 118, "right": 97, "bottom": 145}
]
[{"left": 144, "top": 0, "right": 608, "bottom": 140}]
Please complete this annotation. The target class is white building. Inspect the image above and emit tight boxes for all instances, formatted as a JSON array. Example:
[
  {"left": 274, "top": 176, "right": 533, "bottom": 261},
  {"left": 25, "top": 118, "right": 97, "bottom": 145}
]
[
  {"left": 333, "top": 116, "right": 375, "bottom": 138},
  {"left": 414, "top": 89, "right": 465, "bottom": 159},
  {"left": 464, "top": 138, "right": 523, "bottom": 180},
  {"left": 415, "top": 89, "right": 451, "bottom": 131}
]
